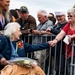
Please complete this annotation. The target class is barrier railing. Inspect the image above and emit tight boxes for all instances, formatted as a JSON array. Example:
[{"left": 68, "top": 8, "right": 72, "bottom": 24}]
[{"left": 22, "top": 34, "right": 75, "bottom": 75}]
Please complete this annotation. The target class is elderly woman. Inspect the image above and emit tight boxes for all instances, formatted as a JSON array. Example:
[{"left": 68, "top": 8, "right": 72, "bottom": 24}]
[
  {"left": 0, "top": 22, "right": 50, "bottom": 70},
  {"left": 48, "top": 8, "right": 75, "bottom": 75}
]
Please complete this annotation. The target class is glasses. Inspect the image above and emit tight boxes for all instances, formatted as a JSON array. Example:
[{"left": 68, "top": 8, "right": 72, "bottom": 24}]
[{"left": 67, "top": 15, "right": 73, "bottom": 18}]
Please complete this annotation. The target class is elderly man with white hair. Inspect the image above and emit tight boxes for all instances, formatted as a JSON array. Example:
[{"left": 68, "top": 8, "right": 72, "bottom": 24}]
[
  {"left": 29, "top": 10, "right": 53, "bottom": 69},
  {"left": 0, "top": 22, "right": 50, "bottom": 70}
]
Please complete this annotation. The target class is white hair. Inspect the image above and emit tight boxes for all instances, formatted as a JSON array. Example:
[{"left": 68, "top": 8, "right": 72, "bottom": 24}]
[
  {"left": 4, "top": 22, "right": 21, "bottom": 37},
  {"left": 37, "top": 10, "right": 48, "bottom": 17}
]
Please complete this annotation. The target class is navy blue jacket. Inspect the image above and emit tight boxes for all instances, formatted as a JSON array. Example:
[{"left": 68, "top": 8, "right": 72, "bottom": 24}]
[
  {"left": 51, "top": 22, "right": 67, "bottom": 35},
  {"left": 0, "top": 36, "right": 50, "bottom": 60}
]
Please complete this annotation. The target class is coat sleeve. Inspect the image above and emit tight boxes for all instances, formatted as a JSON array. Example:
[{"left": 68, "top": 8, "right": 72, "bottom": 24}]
[
  {"left": 0, "top": 36, "right": 6, "bottom": 59},
  {"left": 50, "top": 28, "right": 61, "bottom": 35},
  {"left": 24, "top": 43, "right": 50, "bottom": 52}
]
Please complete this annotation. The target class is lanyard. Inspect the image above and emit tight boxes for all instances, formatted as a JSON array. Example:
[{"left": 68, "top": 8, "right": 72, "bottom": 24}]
[
  {"left": 16, "top": 43, "right": 18, "bottom": 53},
  {"left": 10, "top": 41, "right": 18, "bottom": 55}
]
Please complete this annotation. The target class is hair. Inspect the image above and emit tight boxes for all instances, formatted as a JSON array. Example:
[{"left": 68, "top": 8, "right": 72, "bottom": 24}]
[
  {"left": 10, "top": 9, "right": 18, "bottom": 19},
  {"left": 5, "top": 10, "right": 11, "bottom": 22},
  {"left": 67, "top": 8, "right": 75, "bottom": 17},
  {"left": 48, "top": 13, "right": 56, "bottom": 25},
  {"left": 48, "top": 13, "right": 54, "bottom": 17},
  {"left": 4, "top": 22, "right": 21, "bottom": 37},
  {"left": 73, "top": 4, "right": 75, "bottom": 8},
  {"left": 37, "top": 10, "right": 48, "bottom": 17},
  {"left": 0, "top": 7, "right": 2, "bottom": 14},
  {"left": 0, "top": 1, "right": 3, "bottom": 13}
]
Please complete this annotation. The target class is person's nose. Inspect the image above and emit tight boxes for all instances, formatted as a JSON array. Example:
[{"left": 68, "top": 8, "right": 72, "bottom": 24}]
[{"left": 20, "top": 32, "right": 22, "bottom": 35}]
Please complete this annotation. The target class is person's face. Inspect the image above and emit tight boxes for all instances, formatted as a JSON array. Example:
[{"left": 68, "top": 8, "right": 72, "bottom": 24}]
[
  {"left": 0, "top": 0, "right": 10, "bottom": 11},
  {"left": 67, "top": 13, "right": 75, "bottom": 23},
  {"left": 20, "top": 12, "right": 29, "bottom": 20},
  {"left": 13, "top": 28, "right": 22, "bottom": 40},
  {"left": 56, "top": 15, "right": 65, "bottom": 23},
  {"left": 37, "top": 13, "right": 45, "bottom": 24}
]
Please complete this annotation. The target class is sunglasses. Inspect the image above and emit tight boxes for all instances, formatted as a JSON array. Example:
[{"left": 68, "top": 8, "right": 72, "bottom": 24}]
[{"left": 67, "top": 15, "right": 73, "bottom": 18}]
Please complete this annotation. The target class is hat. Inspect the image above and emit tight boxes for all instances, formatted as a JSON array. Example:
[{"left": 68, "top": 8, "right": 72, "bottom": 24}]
[
  {"left": 55, "top": 11, "right": 65, "bottom": 16},
  {"left": 20, "top": 6, "right": 29, "bottom": 13}
]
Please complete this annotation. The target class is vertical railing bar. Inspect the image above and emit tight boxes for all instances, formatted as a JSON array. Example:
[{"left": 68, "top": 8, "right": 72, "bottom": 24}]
[{"left": 70, "top": 40, "right": 74, "bottom": 75}]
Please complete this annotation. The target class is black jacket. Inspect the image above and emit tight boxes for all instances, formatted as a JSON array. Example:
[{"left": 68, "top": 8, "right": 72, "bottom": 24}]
[
  {"left": 0, "top": 11, "right": 13, "bottom": 30},
  {"left": 51, "top": 22, "right": 67, "bottom": 35}
]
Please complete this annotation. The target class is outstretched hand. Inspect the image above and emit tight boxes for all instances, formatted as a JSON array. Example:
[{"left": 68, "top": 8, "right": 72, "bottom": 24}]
[{"left": 48, "top": 39, "right": 58, "bottom": 47}]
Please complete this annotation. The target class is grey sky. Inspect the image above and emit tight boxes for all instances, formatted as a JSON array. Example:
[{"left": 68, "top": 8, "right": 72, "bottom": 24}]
[{"left": 10, "top": 0, "right": 75, "bottom": 23}]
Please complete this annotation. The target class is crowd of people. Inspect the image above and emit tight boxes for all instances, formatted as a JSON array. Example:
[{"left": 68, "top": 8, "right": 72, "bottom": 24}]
[{"left": 0, "top": 0, "right": 75, "bottom": 75}]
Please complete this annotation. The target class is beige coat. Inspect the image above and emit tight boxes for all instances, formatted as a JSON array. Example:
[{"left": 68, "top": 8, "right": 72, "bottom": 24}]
[{"left": 0, "top": 64, "right": 45, "bottom": 75}]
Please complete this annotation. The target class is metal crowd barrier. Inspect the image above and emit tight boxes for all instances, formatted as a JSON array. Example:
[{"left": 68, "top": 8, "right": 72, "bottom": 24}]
[{"left": 22, "top": 34, "right": 75, "bottom": 75}]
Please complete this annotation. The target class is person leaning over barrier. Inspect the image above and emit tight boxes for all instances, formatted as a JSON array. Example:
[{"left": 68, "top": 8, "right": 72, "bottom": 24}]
[
  {"left": 48, "top": 8, "right": 75, "bottom": 75},
  {"left": 16, "top": 6, "right": 37, "bottom": 42},
  {"left": 47, "top": 11, "right": 67, "bottom": 75},
  {"left": 29, "top": 10, "right": 53, "bottom": 69},
  {"left": 0, "top": 22, "right": 50, "bottom": 70}
]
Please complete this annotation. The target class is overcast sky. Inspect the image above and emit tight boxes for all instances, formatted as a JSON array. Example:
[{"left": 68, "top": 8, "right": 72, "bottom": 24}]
[{"left": 10, "top": 0, "right": 75, "bottom": 24}]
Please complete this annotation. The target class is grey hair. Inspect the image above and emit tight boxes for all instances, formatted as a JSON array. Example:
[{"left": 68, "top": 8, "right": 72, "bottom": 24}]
[
  {"left": 67, "top": 8, "right": 75, "bottom": 17},
  {"left": 37, "top": 10, "right": 48, "bottom": 17},
  {"left": 73, "top": 4, "right": 75, "bottom": 8},
  {"left": 4, "top": 22, "right": 21, "bottom": 37}
]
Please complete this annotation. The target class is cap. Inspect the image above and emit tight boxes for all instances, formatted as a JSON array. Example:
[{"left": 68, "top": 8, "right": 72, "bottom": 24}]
[
  {"left": 20, "top": 6, "right": 29, "bottom": 13},
  {"left": 55, "top": 11, "right": 65, "bottom": 16}
]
